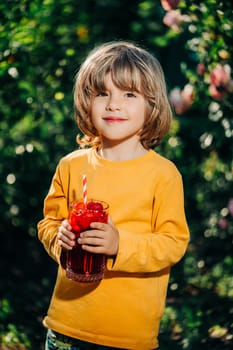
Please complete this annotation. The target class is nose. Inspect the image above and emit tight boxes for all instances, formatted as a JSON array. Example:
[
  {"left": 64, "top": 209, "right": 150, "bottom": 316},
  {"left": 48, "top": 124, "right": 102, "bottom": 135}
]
[{"left": 106, "top": 94, "right": 120, "bottom": 111}]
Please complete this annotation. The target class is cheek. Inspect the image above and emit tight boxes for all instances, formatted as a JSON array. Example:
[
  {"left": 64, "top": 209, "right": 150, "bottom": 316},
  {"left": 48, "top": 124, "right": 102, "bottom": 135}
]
[
  {"left": 90, "top": 103, "right": 98, "bottom": 120},
  {"left": 90, "top": 112, "right": 101, "bottom": 131},
  {"left": 91, "top": 100, "right": 103, "bottom": 116}
]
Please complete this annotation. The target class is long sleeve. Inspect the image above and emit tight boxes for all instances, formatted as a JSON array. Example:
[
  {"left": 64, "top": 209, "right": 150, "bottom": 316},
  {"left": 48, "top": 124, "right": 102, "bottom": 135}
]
[
  {"left": 107, "top": 170, "right": 189, "bottom": 273},
  {"left": 38, "top": 160, "right": 70, "bottom": 263}
]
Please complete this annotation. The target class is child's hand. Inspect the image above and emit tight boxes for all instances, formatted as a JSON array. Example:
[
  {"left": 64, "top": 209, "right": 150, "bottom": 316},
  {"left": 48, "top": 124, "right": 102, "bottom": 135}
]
[
  {"left": 57, "top": 219, "right": 76, "bottom": 250},
  {"left": 78, "top": 216, "right": 119, "bottom": 256}
]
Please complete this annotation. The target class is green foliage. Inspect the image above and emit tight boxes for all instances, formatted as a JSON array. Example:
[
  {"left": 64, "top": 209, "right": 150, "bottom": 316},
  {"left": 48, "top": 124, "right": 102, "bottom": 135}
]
[
  {"left": 0, "top": 299, "right": 30, "bottom": 348},
  {"left": 157, "top": 2, "right": 233, "bottom": 348},
  {"left": 0, "top": 0, "right": 233, "bottom": 349}
]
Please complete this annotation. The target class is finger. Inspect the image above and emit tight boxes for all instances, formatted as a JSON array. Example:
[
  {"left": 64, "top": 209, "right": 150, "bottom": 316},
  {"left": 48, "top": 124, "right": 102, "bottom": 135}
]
[
  {"left": 57, "top": 225, "right": 75, "bottom": 249},
  {"left": 57, "top": 231, "right": 75, "bottom": 248},
  {"left": 81, "top": 244, "right": 105, "bottom": 254},
  {"left": 80, "top": 228, "right": 106, "bottom": 238},
  {"left": 58, "top": 231, "right": 75, "bottom": 244},
  {"left": 62, "top": 219, "right": 72, "bottom": 231},
  {"left": 59, "top": 224, "right": 75, "bottom": 239},
  {"left": 78, "top": 236, "right": 104, "bottom": 246},
  {"left": 108, "top": 215, "right": 114, "bottom": 225},
  {"left": 89, "top": 221, "right": 107, "bottom": 230},
  {"left": 58, "top": 239, "right": 74, "bottom": 250}
]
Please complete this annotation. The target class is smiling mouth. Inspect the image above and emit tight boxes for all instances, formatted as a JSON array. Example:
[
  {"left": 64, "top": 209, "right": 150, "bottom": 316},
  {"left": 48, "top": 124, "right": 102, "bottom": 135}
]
[{"left": 103, "top": 117, "right": 127, "bottom": 123}]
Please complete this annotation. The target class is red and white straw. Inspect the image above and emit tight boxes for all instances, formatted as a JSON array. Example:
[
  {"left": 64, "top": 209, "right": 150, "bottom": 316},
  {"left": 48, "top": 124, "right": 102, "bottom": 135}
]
[{"left": 82, "top": 174, "right": 87, "bottom": 207}]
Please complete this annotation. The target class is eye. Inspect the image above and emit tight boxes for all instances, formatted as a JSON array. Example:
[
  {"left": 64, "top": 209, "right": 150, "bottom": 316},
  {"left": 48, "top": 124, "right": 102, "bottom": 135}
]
[
  {"left": 125, "top": 92, "right": 137, "bottom": 98},
  {"left": 95, "top": 91, "right": 108, "bottom": 97}
]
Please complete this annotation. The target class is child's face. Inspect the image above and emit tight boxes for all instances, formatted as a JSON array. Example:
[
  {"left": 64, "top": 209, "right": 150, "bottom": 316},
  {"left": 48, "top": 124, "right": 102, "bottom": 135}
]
[{"left": 90, "top": 73, "right": 147, "bottom": 146}]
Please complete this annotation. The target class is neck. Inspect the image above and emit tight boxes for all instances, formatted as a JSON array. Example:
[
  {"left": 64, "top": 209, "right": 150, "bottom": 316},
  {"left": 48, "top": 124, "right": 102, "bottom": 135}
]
[{"left": 98, "top": 141, "right": 148, "bottom": 161}]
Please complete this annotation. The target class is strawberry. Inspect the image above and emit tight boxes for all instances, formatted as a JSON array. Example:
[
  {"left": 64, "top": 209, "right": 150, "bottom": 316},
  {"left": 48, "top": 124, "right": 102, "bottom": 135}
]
[
  {"left": 87, "top": 201, "right": 104, "bottom": 211},
  {"left": 69, "top": 214, "right": 81, "bottom": 232},
  {"left": 72, "top": 202, "right": 85, "bottom": 211}
]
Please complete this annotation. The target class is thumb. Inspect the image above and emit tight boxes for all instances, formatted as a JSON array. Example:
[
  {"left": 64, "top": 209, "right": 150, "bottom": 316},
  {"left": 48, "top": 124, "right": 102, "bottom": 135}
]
[{"left": 108, "top": 215, "right": 114, "bottom": 226}]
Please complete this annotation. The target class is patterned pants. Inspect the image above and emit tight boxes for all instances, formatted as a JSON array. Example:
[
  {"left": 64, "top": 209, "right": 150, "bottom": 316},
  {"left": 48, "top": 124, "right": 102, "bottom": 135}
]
[
  {"left": 45, "top": 329, "right": 122, "bottom": 350},
  {"left": 45, "top": 329, "right": 158, "bottom": 350}
]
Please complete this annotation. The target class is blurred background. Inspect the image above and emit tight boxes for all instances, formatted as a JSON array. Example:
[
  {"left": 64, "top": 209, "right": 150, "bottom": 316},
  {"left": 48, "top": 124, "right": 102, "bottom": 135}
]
[{"left": 0, "top": 0, "right": 232, "bottom": 349}]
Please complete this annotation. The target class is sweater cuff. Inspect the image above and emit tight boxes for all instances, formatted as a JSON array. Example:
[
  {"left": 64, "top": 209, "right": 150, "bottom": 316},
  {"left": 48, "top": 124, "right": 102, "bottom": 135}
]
[{"left": 106, "top": 229, "right": 131, "bottom": 271}]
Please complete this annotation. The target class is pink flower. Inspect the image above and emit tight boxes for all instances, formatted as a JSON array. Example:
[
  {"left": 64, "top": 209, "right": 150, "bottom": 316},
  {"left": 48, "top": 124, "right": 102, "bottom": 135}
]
[
  {"left": 163, "top": 10, "right": 182, "bottom": 32},
  {"left": 163, "top": 9, "right": 191, "bottom": 32},
  {"left": 169, "top": 84, "right": 194, "bottom": 114},
  {"left": 169, "top": 88, "right": 183, "bottom": 114},
  {"left": 209, "top": 64, "right": 233, "bottom": 100},
  {"left": 218, "top": 218, "right": 228, "bottom": 230},
  {"left": 209, "top": 84, "right": 227, "bottom": 100},
  {"left": 197, "top": 63, "right": 205, "bottom": 76},
  {"left": 161, "top": 0, "right": 180, "bottom": 11},
  {"left": 182, "top": 84, "right": 194, "bottom": 105},
  {"left": 228, "top": 198, "right": 233, "bottom": 216},
  {"left": 210, "top": 64, "right": 231, "bottom": 87}
]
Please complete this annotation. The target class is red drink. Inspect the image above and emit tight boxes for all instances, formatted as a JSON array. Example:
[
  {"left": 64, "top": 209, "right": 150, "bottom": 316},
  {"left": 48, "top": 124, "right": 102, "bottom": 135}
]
[{"left": 66, "top": 200, "right": 109, "bottom": 282}]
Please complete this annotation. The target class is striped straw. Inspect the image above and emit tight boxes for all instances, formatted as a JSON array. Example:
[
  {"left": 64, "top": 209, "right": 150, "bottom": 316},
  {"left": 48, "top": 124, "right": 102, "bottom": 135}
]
[{"left": 82, "top": 174, "right": 87, "bottom": 207}]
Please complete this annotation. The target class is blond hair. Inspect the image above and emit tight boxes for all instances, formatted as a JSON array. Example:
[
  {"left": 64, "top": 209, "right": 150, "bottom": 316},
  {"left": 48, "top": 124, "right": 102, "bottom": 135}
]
[{"left": 74, "top": 41, "right": 172, "bottom": 149}]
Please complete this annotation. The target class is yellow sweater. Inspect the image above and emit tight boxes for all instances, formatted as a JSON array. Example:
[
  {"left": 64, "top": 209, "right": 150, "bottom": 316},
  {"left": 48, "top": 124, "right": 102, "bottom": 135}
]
[{"left": 38, "top": 148, "right": 189, "bottom": 349}]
